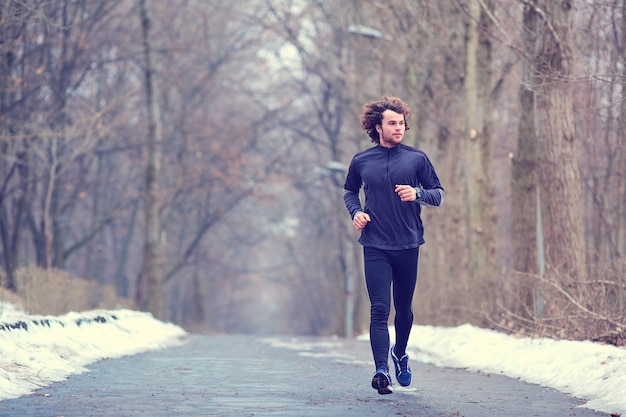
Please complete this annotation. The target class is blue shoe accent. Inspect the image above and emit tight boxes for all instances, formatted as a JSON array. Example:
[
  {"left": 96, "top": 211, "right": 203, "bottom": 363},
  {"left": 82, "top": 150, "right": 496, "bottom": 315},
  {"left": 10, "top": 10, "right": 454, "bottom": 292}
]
[
  {"left": 391, "top": 345, "right": 412, "bottom": 387},
  {"left": 371, "top": 366, "right": 393, "bottom": 395}
]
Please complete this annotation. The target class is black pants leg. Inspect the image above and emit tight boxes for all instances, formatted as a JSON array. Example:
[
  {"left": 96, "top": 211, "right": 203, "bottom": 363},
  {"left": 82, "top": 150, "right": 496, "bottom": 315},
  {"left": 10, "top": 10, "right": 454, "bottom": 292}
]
[{"left": 364, "top": 246, "right": 419, "bottom": 370}]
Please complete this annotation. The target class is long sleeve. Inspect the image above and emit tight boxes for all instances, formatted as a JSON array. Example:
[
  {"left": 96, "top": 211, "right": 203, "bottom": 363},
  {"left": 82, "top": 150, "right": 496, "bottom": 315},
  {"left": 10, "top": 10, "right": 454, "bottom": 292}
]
[
  {"left": 343, "top": 159, "right": 364, "bottom": 219},
  {"left": 343, "top": 189, "right": 363, "bottom": 219},
  {"left": 416, "top": 152, "right": 444, "bottom": 207},
  {"left": 420, "top": 187, "right": 444, "bottom": 207}
]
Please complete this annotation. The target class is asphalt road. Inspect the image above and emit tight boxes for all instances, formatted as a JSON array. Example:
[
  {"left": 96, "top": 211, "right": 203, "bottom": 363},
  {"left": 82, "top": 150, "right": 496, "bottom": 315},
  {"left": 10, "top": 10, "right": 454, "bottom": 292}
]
[{"left": 0, "top": 334, "right": 611, "bottom": 417}]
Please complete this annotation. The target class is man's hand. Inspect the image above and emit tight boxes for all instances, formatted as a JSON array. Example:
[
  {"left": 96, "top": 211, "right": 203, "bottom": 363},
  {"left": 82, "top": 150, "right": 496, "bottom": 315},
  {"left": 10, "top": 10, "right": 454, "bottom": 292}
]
[
  {"left": 395, "top": 184, "right": 420, "bottom": 202},
  {"left": 353, "top": 212, "right": 371, "bottom": 230}
]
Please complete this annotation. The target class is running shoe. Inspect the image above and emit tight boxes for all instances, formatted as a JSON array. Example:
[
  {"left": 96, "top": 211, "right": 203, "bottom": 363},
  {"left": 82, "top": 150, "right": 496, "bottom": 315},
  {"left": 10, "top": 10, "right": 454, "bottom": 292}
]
[
  {"left": 371, "top": 366, "right": 393, "bottom": 395},
  {"left": 390, "top": 344, "right": 412, "bottom": 386}
]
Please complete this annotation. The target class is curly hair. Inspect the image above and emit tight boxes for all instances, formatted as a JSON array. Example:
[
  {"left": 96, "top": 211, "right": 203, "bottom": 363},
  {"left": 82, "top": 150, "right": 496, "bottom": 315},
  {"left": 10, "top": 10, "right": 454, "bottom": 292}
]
[{"left": 360, "top": 96, "right": 412, "bottom": 143}]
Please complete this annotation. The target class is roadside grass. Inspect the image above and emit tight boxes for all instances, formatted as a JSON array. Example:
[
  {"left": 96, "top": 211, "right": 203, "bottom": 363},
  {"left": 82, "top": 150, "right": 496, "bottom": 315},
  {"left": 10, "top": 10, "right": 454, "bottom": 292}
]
[{"left": 1, "top": 265, "right": 134, "bottom": 316}]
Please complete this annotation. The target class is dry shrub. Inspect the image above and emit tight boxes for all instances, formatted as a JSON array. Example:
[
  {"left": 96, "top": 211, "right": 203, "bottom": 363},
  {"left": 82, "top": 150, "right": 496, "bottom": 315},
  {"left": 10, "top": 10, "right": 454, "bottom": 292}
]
[
  {"left": 0, "top": 288, "right": 23, "bottom": 305},
  {"left": 497, "top": 263, "right": 626, "bottom": 346},
  {"left": 100, "top": 283, "right": 135, "bottom": 310},
  {"left": 10, "top": 265, "right": 134, "bottom": 316}
]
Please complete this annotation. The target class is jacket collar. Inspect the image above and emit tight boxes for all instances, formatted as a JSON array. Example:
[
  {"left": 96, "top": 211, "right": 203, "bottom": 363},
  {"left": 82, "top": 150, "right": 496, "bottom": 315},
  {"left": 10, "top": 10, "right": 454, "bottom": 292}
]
[{"left": 377, "top": 143, "right": 402, "bottom": 153}]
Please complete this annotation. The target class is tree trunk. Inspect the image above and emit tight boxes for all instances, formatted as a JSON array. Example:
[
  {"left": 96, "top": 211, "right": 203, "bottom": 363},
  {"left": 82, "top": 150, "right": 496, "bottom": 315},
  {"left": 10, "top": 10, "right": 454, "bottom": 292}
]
[
  {"left": 137, "top": 0, "right": 163, "bottom": 318},
  {"left": 416, "top": 0, "right": 469, "bottom": 326},
  {"left": 532, "top": 0, "right": 586, "bottom": 285},
  {"left": 510, "top": 2, "right": 541, "bottom": 319},
  {"left": 617, "top": 0, "right": 626, "bottom": 310},
  {"left": 0, "top": 0, "right": 26, "bottom": 290},
  {"left": 463, "top": 0, "right": 499, "bottom": 322}
]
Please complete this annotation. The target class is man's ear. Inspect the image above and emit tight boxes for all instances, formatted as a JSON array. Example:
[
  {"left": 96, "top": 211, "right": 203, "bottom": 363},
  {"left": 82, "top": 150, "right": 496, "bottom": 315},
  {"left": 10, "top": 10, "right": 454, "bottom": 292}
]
[{"left": 375, "top": 125, "right": 382, "bottom": 133}]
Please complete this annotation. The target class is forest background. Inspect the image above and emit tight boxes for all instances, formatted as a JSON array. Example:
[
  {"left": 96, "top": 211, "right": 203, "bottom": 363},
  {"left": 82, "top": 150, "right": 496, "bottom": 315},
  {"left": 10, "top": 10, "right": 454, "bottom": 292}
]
[{"left": 1, "top": 0, "right": 625, "bottom": 345}]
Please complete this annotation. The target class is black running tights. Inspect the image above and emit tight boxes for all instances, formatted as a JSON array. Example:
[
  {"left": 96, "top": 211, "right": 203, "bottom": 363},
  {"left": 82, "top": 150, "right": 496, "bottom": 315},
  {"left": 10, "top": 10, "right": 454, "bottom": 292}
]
[{"left": 363, "top": 246, "right": 419, "bottom": 370}]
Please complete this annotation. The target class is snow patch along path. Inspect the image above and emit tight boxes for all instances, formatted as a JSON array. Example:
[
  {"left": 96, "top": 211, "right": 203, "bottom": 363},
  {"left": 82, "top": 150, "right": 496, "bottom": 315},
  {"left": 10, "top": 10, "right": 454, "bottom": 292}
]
[{"left": 0, "top": 304, "right": 186, "bottom": 401}]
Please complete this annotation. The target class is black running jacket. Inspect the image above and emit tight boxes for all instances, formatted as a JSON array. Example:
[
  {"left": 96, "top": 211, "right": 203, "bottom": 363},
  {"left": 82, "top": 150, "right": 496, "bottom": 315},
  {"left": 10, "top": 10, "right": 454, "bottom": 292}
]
[{"left": 343, "top": 143, "right": 444, "bottom": 250}]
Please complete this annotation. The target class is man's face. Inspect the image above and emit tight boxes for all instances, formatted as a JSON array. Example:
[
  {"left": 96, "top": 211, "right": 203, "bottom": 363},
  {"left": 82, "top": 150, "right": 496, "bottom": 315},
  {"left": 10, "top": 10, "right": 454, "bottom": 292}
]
[{"left": 376, "top": 110, "right": 405, "bottom": 148}]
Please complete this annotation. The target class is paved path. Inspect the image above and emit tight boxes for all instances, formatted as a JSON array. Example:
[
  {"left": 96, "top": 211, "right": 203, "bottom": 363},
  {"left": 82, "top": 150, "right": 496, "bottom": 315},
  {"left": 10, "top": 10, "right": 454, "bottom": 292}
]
[{"left": 1, "top": 334, "right": 610, "bottom": 417}]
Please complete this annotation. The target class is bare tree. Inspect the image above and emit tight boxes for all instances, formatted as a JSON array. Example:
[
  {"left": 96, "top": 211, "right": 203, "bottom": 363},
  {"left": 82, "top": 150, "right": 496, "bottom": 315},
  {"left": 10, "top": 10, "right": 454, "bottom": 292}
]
[
  {"left": 254, "top": 0, "right": 367, "bottom": 336},
  {"left": 0, "top": 0, "right": 34, "bottom": 289},
  {"left": 510, "top": 2, "right": 541, "bottom": 320},
  {"left": 462, "top": 0, "right": 499, "bottom": 320},
  {"left": 1, "top": 0, "right": 130, "bottom": 279},
  {"left": 136, "top": 0, "right": 163, "bottom": 317},
  {"left": 530, "top": 0, "right": 586, "bottom": 284},
  {"left": 405, "top": 1, "right": 470, "bottom": 326}
]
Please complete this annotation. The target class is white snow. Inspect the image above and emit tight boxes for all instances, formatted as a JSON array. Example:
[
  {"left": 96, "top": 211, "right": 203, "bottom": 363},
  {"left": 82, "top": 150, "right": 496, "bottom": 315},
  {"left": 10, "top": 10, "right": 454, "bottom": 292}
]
[
  {"left": 1, "top": 302, "right": 624, "bottom": 416},
  {"left": 400, "top": 324, "right": 626, "bottom": 415},
  {"left": 0, "top": 303, "right": 186, "bottom": 401}
]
